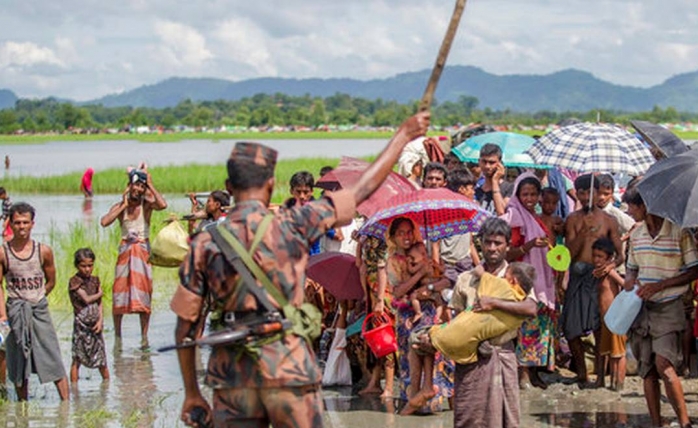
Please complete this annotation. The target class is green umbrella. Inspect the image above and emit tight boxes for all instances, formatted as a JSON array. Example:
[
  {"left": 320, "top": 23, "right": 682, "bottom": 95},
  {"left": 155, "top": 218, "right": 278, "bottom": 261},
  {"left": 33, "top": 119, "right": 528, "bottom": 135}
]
[{"left": 451, "top": 132, "right": 551, "bottom": 169}]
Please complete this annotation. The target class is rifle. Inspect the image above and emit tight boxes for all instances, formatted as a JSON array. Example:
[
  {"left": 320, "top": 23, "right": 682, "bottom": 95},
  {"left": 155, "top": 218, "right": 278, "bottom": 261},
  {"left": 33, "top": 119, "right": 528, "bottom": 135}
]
[{"left": 158, "top": 317, "right": 293, "bottom": 352}]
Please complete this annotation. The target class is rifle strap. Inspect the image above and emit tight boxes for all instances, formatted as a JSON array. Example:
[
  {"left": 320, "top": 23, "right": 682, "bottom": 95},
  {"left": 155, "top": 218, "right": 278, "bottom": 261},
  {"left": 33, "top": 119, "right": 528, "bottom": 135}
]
[{"left": 209, "top": 214, "right": 286, "bottom": 314}]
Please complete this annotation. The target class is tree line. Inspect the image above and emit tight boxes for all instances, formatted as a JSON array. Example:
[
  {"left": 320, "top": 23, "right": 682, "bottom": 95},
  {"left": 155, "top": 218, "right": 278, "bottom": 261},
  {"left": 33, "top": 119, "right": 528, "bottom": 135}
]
[{"left": 0, "top": 93, "right": 695, "bottom": 134}]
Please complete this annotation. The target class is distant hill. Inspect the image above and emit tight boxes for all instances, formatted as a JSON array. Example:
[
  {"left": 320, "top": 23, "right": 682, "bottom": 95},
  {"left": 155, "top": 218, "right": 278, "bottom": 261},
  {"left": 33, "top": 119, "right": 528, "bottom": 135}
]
[
  {"left": 77, "top": 66, "right": 698, "bottom": 113},
  {"left": 0, "top": 89, "right": 18, "bottom": 109}
]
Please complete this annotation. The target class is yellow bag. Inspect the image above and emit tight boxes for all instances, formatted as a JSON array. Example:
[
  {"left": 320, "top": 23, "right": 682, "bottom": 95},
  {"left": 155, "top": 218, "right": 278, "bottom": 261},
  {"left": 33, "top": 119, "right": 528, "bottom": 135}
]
[
  {"left": 150, "top": 219, "right": 189, "bottom": 268},
  {"left": 430, "top": 273, "right": 527, "bottom": 364}
]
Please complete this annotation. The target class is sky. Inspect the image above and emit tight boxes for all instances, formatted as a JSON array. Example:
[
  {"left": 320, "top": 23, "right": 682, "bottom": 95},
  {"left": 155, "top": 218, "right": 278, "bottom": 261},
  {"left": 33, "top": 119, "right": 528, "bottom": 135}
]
[{"left": 1, "top": 0, "right": 697, "bottom": 101}]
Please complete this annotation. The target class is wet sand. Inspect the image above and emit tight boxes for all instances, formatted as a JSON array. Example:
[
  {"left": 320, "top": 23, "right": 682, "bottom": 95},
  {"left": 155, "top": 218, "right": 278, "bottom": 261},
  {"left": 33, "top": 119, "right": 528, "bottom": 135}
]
[{"left": 2, "top": 286, "right": 698, "bottom": 427}]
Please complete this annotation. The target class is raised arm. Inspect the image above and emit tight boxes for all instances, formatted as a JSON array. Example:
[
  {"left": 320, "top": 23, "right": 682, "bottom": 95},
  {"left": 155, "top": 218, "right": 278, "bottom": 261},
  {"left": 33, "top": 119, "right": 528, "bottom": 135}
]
[
  {"left": 100, "top": 193, "right": 128, "bottom": 228},
  {"left": 348, "top": 112, "right": 430, "bottom": 206},
  {"left": 145, "top": 171, "right": 168, "bottom": 211}
]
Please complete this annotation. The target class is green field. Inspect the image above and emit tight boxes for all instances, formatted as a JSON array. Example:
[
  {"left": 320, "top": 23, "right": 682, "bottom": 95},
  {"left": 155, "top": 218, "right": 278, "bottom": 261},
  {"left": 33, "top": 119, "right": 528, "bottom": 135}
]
[{"left": 0, "top": 158, "right": 366, "bottom": 204}]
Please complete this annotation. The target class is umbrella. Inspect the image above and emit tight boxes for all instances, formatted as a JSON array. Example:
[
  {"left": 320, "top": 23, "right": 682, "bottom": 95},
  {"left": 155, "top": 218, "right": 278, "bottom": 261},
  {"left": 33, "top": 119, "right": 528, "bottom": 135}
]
[
  {"left": 636, "top": 150, "right": 698, "bottom": 228},
  {"left": 525, "top": 122, "right": 655, "bottom": 176},
  {"left": 358, "top": 188, "right": 492, "bottom": 242},
  {"left": 316, "top": 157, "right": 416, "bottom": 218},
  {"left": 306, "top": 252, "right": 364, "bottom": 301},
  {"left": 630, "top": 120, "right": 689, "bottom": 160},
  {"left": 451, "top": 132, "right": 551, "bottom": 169}
]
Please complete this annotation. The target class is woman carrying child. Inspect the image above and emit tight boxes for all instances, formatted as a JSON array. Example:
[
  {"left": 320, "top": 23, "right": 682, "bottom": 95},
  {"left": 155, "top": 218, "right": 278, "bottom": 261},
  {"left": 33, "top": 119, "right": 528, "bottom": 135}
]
[
  {"left": 501, "top": 173, "right": 556, "bottom": 389},
  {"left": 387, "top": 217, "right": 452, "bottom": 413},
  {"left": 69, "top": 248, "right": 109, "bottom": 383}
]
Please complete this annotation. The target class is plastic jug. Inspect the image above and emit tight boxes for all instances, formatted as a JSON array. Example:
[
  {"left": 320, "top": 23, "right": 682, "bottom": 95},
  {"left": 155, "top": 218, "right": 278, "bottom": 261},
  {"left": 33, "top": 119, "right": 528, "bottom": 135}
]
[
  {"left": 0, "top": 320, "right": 10, "bottom": 349},
  {"left": 604, "top": 286, "right": 642, "bottom": 335}
]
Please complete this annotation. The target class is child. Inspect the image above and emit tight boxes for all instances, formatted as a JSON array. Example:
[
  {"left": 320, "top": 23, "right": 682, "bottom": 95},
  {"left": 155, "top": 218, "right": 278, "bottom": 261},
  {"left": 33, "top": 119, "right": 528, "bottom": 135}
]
[
  {"left": 69, "top": 248, "right": 109, "bottom": 383},
  {"left": 0, "top": 187, "right": 12, "bottom": 242},
  {"left": 539, "top": 187, "right": 564, "bottom": 244},
  {"left": 406, "top": 242, "right": 446, "bottom": 328},
  {"left": 591, "top": 238, "right": 626, "bottom": 391}
]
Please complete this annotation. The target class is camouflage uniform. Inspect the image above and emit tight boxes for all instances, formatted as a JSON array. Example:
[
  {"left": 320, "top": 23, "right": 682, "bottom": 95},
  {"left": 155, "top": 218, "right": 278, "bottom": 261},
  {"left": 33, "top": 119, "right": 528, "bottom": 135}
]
[{"left": 171, "top": 143, "right": 356, "bottom": 428}]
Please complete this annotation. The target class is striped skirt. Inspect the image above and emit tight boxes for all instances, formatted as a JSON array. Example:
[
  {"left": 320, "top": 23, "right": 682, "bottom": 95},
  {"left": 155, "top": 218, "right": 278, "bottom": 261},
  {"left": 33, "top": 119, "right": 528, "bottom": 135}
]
[{"left": 113, "top": 239, "right": 153, "bottom": 315}]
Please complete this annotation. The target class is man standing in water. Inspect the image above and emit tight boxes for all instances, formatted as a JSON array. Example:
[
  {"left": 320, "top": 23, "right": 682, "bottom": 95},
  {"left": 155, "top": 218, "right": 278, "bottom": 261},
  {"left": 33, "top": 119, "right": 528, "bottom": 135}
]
[
  {"left": 171, "top": 112, "right": 430, "bottom": 427},
  {"left": 0, "top": 202, "right": 69, "bottom": 401},
  {"left": 101, "top": 167, "right": 167, "bottom": 343}
]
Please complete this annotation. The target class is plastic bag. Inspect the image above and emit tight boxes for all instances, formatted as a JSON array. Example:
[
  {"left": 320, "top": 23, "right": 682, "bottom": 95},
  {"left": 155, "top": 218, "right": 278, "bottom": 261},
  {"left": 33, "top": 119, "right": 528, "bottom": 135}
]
[
  {"left": 322, "top": 328, "right": 352, "bottom": 386},
  {"left": 150, "top": 220, "right": 189, "bottom": 268}
]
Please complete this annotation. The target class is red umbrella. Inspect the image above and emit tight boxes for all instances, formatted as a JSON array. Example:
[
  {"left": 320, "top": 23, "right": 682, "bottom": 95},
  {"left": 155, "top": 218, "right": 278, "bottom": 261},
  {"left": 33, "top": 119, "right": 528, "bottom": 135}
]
[
  {"left": 316, "top": 157, "right": 416, "bottom": 218},
  {"left": 306, "top": 251, "right": 364, "bottom": 301}
]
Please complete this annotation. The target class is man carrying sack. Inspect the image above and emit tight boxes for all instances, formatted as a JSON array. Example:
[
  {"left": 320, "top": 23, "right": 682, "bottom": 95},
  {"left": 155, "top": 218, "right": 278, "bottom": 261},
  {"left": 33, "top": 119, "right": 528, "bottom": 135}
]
[{"left": 170, "top": 112, "right": 430, "bottom": 427}]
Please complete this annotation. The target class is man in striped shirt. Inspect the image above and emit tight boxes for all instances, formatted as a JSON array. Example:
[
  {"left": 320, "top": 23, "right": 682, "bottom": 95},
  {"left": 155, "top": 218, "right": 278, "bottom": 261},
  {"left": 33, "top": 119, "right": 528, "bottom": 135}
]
[{"left": 622, "top": 186, "right": 698, "bottom": 428}]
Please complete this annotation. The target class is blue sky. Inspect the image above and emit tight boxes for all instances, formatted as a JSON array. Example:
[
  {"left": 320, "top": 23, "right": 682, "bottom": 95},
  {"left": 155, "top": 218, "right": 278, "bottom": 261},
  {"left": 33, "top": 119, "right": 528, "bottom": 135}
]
[{"left": 1, "top": 0, "right": 696, "bottom": 100}]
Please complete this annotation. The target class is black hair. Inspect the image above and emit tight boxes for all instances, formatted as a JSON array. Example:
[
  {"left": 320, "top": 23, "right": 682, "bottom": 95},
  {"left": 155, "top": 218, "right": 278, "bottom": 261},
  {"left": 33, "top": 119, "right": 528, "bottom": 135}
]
[
  {"left": 479, "top": 143, "right": 503, "bottom": 160},
  {"left": 597, "top": 173, "right": 615, "bottom": 190},
  {"left": 227, "top": 159, "right": 274, "bottom": 190},
  {"left": 592, "top": 237, "right": 616, "bottom": 258},
  {"left": 507, "top": 262, "right": 536, "bottom": 295},
  {"left": 574, "top": 173, "right": 600, "bottom": 191},
  {"left": 408, "top": 241, "right": 426, "bottom": 254},
  {"left": 443, "top": 152, "right": 462, "bottom": 168},
  {"left": 446, "top": 167, "right": 476, "bottom": 192},
  {"left": 289, "top": 171, "right": 314, "bottom": 190},
  {"left": 621, "top": 186, "right": 645, "bottom": 206},
  {"left": 8, "top": 202, "right": 35, "bottom": 221},
  {"left": 319, "top": 166, "right": 333, "bottom": 177},
  {"left": 74, "top": 247, "right": 96, "bottom": 267},
  {"left": 478, "top": 217, "right": 512, "bottom": 244},
  {"left": 388, "top": 217, "right": 413, "bottom": 238},
  {"left": 0, "top": 187, "right": 5, "bottom": 195},
  {"left": 515, "top": 177, "right": 542, "bottom": 198},
  {"left": 423, "top": 162, "right": 447, "bottom": 180},
  {"left": 209, "top": 190, "right": 230, "bottom": 207},
  {"left": 541, "top": 187, "right": 560, "bottom": 199}
]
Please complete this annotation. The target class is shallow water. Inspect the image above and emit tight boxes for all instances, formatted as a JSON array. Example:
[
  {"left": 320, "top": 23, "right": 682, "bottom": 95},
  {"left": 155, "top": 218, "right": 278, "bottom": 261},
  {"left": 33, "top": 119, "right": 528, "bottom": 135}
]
[{"left": 1, "top": 138, "right": 385, "bottom": 177}]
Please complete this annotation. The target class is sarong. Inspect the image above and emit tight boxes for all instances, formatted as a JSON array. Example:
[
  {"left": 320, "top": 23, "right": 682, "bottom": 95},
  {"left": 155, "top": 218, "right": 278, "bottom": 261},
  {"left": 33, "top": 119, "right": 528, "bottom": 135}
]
[
  {"left": 560, "top": 262, "right": 599, "bottom": 341},
  {"left": 6, "top": 297, "right": 66, "bottom": 386},
  {"left": 629, "top": 298, "right": 684, "bottom": 378},
  {"left": 454, "top": 342, "right": 520, "bottom": 428},
  {"left": 113, "top": 239, "right": 153, "bottom": 315},
  {"left": 72, "top": 304, "right": 107, "bottom": 368}
]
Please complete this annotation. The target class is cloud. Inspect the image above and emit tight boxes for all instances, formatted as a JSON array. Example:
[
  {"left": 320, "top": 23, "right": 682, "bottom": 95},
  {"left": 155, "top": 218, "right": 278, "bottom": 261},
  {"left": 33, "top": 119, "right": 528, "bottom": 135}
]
[
  {"left": 0, "top": 41, "right": 65, "bottom": 69},
  {"left": 153, "top": 20, "right": 213, "bottom": 69}
]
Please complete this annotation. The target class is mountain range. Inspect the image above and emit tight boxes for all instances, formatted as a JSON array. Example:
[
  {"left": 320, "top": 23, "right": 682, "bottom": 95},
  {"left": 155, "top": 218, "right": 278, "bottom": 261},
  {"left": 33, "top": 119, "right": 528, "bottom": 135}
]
[{"left": 3, "top": 66, "right": 698, "bottom": 112}]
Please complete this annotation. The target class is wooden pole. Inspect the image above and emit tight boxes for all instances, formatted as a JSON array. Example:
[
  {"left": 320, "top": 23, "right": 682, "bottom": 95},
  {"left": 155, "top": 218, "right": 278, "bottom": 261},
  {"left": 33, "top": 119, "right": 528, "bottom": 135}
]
[{"left": 419, "top": 0, "right": 469, "bottom": 112}]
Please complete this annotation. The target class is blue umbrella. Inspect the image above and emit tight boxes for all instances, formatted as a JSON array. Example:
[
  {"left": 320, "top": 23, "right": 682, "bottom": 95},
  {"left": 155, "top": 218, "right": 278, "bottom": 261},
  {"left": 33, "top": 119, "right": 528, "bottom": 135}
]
[{"left": 451, "top": 132, "right": 551, "bottom": 169}]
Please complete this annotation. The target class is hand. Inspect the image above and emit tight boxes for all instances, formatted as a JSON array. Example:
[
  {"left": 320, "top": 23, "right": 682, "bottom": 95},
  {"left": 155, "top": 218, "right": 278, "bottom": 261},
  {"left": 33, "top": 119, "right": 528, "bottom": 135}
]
[
  {"left": 636, "top": 282, "right": 663, "bottom": 300},
  {"left": 472, "top": 264, "right": 485, "bottom": 278},
  {"left": 593, "top": 263, "right": 614, "bottom": 278},
  {"left": 181, "top": 394, "right": 212, "bottom": 427},
  {"left": 373, "top": 299, "right": 385, "bottom": 315},
  {"left": 473, "top": 296, "right": 496, "bottom": 312},
  {"left": 122, "top": 187, "right": 130, "bottom": 205},
  {"left": 92, "top": 318, "right": 103, "bottom": 334},
  {"left": 333, "top": 229, "right": 344, "bottom": 241},
  {"left": 493, "top": 162, "right": 505, "bottom": 182},
  {"left": 399, "top": 111, "right": 431, "bottom": 141}
]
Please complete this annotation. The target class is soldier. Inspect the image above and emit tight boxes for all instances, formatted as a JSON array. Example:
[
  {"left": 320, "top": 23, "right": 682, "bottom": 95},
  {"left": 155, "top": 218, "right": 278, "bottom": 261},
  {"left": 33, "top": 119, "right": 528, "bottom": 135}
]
[{"left": 171, "top": 112, "right": 430, "bottom": 427}]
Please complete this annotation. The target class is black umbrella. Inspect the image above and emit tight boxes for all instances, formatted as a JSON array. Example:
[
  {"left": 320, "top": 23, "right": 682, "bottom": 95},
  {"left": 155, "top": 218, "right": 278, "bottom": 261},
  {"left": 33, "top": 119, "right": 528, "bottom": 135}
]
[
  {"left": 636, "top": 150, "right": 698, "bottom": 228},
  {"left": 630, "top": 120, "right": 689, "bottom": 160}
]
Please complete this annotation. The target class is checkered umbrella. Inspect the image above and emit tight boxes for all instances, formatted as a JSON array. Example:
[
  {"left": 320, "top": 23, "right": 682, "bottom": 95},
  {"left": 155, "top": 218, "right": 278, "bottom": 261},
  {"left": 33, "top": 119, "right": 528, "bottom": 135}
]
[{"left": 525, "top": 122, "right": 655, "bottom": 176}]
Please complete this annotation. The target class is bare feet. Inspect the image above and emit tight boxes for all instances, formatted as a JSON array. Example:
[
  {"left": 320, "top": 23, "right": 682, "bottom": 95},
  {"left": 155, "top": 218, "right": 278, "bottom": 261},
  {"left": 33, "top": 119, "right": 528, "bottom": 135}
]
[
  {"left": 400, "top": 387, "right": 437, "bottom": 416},
  {"left": 358, "top": 385, "right": 382, "bottom": 396}
]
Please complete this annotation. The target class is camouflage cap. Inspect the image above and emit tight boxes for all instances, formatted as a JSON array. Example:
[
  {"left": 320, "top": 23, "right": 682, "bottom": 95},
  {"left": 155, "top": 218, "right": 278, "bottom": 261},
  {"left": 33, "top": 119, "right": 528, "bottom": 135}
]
[{"left": 230, "top": 142, "right": 278, "bottom": 168}]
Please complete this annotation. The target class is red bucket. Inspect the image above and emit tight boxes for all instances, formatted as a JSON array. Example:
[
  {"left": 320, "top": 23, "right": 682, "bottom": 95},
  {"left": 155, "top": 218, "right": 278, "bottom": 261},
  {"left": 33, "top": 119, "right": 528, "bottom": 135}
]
[{"left": 361, "top": 313, "right": 397, "bottom": 358}]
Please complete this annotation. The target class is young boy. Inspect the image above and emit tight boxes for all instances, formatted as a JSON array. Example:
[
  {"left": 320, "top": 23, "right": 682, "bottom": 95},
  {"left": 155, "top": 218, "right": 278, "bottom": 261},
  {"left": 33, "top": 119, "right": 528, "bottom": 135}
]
[
  {"left": 539, "top": 187, "right": 564, "bottom": 244},
  {"left": 591, "top": 237, "right": 627, "bottom": 391}
]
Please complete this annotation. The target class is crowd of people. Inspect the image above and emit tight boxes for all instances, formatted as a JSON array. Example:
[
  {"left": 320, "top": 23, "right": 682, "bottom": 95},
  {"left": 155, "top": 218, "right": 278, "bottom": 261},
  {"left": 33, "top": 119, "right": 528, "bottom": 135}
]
[{"left": 0, "top": 111, "right": 696, "bottom": 428}]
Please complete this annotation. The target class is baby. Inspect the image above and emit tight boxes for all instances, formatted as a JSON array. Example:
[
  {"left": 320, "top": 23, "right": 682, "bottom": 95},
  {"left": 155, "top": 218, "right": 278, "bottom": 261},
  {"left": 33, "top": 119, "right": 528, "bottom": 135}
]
[{"left": 406, "top": 242, "right": 446, "bottom": 328}]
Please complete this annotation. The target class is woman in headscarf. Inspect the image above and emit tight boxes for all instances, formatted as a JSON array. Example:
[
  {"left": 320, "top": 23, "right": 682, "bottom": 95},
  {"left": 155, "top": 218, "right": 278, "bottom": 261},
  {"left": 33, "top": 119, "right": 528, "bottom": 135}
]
[
  {"left": 80, "top": 167, "right": 95, "bottom": 199},
  {"left": 388, "top": 217, "right": 453, "bottom": 412},
  {"left": 501, "top": 172, "right": 557, "bottom": 389}
]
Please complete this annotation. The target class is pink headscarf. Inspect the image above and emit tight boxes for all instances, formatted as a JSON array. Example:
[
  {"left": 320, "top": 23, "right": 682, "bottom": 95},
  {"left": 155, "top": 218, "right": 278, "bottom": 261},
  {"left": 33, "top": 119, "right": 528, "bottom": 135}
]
[
  {"left": 500, "top": 172, "right": 556, "bottom": 309},
  {"left": 81, "top": 167, "right": 94, "bottom": 192}
]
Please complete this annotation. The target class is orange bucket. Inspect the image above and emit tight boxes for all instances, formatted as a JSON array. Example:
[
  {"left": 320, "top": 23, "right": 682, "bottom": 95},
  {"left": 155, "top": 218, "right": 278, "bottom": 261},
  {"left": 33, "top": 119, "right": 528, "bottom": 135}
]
[{"left": 362, "top": 313, "right": 397, "bottom": 358}]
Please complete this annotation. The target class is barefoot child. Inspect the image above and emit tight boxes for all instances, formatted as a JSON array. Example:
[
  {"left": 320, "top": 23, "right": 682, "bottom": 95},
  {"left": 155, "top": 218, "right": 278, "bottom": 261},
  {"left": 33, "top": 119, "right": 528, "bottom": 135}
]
[
  {"left": 591, "top": 238, "right": 626, "bottom": 391},
  {"left": 69, "top": 248, "right": 109, "bottom": 383}
]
